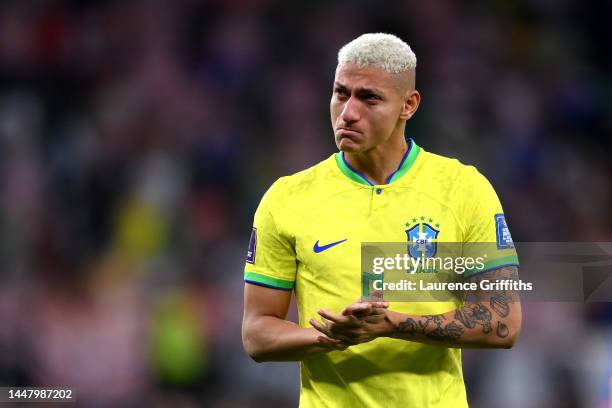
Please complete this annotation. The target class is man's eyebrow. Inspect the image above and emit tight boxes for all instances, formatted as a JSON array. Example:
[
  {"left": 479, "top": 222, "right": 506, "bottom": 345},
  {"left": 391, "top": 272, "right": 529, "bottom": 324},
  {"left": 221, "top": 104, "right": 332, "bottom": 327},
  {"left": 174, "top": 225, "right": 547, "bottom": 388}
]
[
  {"left": 333, "top": 82, "right": 349, "bottom": 90},
  {"left": 333, "top": 82, "right": 384, "bottom": 95},
  {"left": 355, "top": 87, "right": 383, "bottom": 95}
]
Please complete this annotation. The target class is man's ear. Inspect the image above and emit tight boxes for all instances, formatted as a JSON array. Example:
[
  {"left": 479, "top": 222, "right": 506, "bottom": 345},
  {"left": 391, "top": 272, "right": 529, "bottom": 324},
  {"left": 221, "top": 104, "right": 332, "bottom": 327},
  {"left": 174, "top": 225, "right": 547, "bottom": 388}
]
[{"left": 400, "top": 90, "right": 421, "bottom": 121}]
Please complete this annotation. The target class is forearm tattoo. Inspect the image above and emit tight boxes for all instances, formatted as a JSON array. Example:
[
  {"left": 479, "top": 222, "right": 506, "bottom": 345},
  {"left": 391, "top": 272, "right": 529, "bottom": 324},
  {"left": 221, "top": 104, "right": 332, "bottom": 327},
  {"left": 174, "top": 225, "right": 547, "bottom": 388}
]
[
  {"left": 396, "top": 266, "right": 518, "bottom": 343},
  {"left": 490, "top": 293, "right": 510, "bottom": 318},
  {"left": 398, "top": 315, "right": 464, "bottom": 341},
  {"left": 496, "top": 321, "right": 509, "bottom": 338},
  {"left": 454, "top": 304, "right": 492, "bottom": 334}
]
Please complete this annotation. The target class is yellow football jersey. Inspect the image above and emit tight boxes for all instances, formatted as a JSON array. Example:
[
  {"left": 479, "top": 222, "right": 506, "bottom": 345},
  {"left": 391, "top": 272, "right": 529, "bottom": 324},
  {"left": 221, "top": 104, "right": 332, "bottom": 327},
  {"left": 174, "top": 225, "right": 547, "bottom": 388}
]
[{"left": 244, "top": 139, "right": 518, "bottom": 408}]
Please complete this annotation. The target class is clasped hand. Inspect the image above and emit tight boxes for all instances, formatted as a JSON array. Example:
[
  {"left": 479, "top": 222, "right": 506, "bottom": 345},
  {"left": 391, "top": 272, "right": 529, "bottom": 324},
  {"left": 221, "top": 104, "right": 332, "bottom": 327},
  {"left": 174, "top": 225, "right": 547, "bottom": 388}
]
[{"left": 310, "top": 301, "right": 391, "bottom": 348}]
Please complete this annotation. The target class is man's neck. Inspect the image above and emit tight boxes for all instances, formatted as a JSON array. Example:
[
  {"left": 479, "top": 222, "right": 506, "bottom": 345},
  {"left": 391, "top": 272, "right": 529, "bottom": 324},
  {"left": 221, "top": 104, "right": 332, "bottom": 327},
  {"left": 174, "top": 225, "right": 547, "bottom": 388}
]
[{"left": 344, "top": 136, "right": 409, "bottom": 185}]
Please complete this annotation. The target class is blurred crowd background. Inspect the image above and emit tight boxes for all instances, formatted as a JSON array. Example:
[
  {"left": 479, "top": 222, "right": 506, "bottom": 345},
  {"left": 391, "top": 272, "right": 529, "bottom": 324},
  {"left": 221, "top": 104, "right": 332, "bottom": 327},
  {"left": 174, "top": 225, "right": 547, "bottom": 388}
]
[{"left": 1, "top": 0, "right": 611, "bottom": 407}]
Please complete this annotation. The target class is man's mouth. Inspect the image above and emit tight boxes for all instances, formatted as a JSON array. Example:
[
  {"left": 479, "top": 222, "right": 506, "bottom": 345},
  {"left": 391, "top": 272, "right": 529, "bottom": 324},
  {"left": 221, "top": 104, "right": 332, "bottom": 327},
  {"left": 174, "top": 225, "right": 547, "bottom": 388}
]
[{"left": 336, "top": 128, "right": 361, "bottom": 138}]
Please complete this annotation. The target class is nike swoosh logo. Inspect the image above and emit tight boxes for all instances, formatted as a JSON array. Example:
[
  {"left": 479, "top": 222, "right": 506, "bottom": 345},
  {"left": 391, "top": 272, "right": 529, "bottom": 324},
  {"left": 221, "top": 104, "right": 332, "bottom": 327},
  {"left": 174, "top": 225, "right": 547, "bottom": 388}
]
[{"left": 313, "top": 239, "right": 348, "bottom": 253}]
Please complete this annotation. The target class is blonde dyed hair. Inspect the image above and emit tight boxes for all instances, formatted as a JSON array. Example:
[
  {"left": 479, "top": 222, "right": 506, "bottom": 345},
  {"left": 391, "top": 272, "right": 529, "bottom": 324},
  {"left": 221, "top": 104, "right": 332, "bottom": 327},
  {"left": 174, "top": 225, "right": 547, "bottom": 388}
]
[{"left": 337, "top": 33, "right": 417, "bottom": 74}]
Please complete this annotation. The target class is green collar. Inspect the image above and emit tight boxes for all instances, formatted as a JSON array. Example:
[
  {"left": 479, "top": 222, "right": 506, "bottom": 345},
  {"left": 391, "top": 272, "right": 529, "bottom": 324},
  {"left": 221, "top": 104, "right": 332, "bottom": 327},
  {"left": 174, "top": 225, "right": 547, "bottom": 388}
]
[{"left": 334, "top": 139, "right": 421, "bottom": 186}]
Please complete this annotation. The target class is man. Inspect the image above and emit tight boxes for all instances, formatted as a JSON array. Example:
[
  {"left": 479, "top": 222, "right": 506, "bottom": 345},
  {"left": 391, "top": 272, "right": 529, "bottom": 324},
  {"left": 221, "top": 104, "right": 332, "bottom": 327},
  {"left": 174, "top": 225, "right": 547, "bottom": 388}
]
[{"left": 242, "top": 33, "right": 521, "bottom": 407}]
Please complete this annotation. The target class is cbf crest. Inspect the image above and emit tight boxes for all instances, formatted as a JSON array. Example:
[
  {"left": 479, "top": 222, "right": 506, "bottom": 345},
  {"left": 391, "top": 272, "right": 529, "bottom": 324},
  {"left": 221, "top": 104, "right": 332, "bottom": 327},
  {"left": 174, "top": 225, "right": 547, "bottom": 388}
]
[{"left": 405, "top": 217, "right": 440, "bottom": 258}]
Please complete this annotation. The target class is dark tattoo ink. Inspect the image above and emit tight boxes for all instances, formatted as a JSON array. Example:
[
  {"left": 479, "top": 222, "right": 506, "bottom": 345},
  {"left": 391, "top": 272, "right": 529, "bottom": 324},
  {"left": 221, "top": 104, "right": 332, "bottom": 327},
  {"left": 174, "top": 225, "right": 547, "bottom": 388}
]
[
  {"left": 442, "top": 322, "right": 464, "bottom": 340},
  {"left": 418, "top": 315, "right": 446, "bottom": 333},
  {"left": 469, "top": 304, "right": 492, "bottom": 334},
  {"left": 496, "top": 321, "right": 509, "bottom": 338},
  {"left": 398, "top": 314, "right": 464, "bottom": 342},
  {"left": 454, "top": 308, "right": 475, "bottom": 329},
  {"left": 453, "top": 303, "right": 492, "bottom": 334},
  {"left": 490, "top": 294, "right": 510, "bottom": 318},
  {"left": 398, "top": 318, "right": 419, "bottom": 336}
]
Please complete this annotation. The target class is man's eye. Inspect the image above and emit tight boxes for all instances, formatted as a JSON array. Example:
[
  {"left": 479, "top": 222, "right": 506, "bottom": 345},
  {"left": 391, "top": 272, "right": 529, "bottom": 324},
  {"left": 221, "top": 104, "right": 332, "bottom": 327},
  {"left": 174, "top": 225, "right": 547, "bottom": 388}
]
[{"left": 335, "top": 88, "right": 348, "bottom": 96}]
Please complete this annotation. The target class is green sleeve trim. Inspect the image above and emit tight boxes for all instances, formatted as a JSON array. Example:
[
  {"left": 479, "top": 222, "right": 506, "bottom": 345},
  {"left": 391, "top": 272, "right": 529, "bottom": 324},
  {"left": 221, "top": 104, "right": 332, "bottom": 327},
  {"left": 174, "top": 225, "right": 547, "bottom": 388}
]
[
  {"left": 244, "top": 271, "right": 295, "bottom": 290},
  {"left": 464, "top": 255, "right": 520, "bottom": 278}
]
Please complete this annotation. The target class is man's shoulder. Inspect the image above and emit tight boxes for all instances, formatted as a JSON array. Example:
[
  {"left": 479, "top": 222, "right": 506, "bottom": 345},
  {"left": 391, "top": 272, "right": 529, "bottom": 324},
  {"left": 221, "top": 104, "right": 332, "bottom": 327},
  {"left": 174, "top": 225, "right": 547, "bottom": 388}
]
[
  {"left": 416, "top": 148, "right": 484, "bottom": 187},
  {"left": 267, "top": 154, "right": 337, "bottom": 197},
  {"left": 258, "top": 154, "right": 337, "bottom": 211},
  {"left": 415, "top": 148, "right": 501, "bottom": 215}
]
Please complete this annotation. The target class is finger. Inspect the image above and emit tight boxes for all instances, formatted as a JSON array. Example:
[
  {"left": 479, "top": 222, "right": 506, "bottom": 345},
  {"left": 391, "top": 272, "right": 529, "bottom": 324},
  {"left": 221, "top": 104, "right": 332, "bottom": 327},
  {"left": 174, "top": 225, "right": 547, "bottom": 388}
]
[
  {"left": 321, "top": 317, "right": 335, "bottom": 326},
  {"left": 370, "top": 306, "right": 388, "bottom": 315},
  {"left": 312, "top": 320, "right": 355, "bottom": 343},
  {"left": 342, "top": 303, "right": 371, "bottom": 316},
  {"left": 348, "top": 303, "right": 383, "bottom": 318},
  {"left": 326, "top": 314, "right": 361, "bottom": 330},
  {"left": 362, "top": 313, "right": 387, "bottom": 323},
  {"left": 317, "top": 335, "right": 346, "bottom": 347},
  {"left": 331, "top": 328, "right": 360, "bottom": 339},
  {"left": 317, "top": 335, "right": 340, "bottom": 344},
  {"left": 347, "top": 302, "right": 389, "bottom": 318},
  {"left": 354, "top": 300, "right": 388, "bottom": 309},
  {"left": 323, "top": 332, "right": 358, "bottom": 345},
  {"left": 313, "top": 318, "right": 360, "bottom": 340},
  {"left": 310, "top": 318, "right": 330, "bottom": 336},
  {"left": 318, "top": 336, "right": 350, "bottom": 350},
  {"left": 318, "top": 309, "right": 347, "bottom": 324}
]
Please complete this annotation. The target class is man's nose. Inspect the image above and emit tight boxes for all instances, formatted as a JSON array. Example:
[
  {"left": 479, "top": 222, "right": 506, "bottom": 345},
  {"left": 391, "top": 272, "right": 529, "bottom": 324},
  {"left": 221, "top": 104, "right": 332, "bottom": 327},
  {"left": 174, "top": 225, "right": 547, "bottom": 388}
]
[{"left": 340, "top": 96, "right": 360, "bottom": 124}]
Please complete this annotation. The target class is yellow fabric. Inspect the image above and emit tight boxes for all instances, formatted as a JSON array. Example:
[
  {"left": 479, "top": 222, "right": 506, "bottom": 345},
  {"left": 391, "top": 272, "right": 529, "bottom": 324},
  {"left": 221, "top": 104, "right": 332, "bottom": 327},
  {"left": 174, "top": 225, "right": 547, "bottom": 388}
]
[{"left": 244, "top": 141, "right": 518, "bottom": 407}]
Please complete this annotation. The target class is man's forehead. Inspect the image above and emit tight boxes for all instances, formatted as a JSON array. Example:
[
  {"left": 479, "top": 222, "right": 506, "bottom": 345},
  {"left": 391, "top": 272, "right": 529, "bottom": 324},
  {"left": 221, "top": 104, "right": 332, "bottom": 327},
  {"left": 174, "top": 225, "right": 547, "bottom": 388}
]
[{"left": 334, "top": 63, "right": 398, "bottom": 91}]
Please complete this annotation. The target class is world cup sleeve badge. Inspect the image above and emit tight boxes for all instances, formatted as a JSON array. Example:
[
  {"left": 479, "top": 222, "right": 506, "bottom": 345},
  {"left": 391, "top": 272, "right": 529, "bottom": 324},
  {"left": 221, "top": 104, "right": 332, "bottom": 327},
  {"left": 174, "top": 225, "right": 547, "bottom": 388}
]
[
  {"left": 246, "top": 227, "right": 257, "bottom": 264},
  {"left": 494, "top": 214, "right": 514, "bottom": 249}
]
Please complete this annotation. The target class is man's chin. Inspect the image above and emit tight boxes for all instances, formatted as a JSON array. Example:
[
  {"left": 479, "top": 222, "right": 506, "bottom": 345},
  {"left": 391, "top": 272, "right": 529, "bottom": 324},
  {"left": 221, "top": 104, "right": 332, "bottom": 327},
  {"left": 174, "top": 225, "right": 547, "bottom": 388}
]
[{"left": 336, "top": 137, "right": 365, "bottom": 153}]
